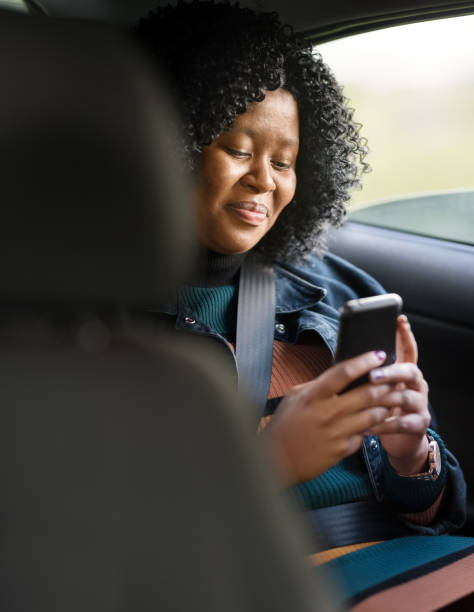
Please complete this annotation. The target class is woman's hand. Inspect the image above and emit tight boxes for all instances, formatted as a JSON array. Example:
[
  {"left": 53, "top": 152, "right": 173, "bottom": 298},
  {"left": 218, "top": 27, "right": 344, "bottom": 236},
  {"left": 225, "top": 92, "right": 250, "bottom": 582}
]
[
  {"left": 263, "top": 350, "right": 394, "bottom": 485},
  {"left": 368, "top": 315, "right": 431, "bottom": 475}
]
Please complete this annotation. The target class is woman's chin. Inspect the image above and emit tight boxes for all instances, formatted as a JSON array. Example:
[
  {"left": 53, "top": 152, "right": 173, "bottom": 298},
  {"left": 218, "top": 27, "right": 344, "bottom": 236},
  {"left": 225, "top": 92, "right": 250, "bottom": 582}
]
[
  {"left": 199, "top": 243, "right": 253, "bottom": 256},
  {"left": 199, "top": 231, "right": 264, "bottom": 255}
]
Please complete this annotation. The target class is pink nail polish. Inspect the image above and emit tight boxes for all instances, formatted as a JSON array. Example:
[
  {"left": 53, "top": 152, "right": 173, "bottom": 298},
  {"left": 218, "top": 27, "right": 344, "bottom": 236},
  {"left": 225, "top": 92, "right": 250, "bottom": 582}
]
[{"left": 375, "top": 350, "right": 386, "bottom": 361}]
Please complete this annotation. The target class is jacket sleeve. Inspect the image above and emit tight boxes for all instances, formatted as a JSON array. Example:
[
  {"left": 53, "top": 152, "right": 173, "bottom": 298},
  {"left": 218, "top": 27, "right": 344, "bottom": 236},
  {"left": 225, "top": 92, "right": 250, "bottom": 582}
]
[
  {"left": 379, "top": 428, "right": 447, "bottom": 514},
  {"left": 374, "top": 429, "right": 466, "bottom": 534}
]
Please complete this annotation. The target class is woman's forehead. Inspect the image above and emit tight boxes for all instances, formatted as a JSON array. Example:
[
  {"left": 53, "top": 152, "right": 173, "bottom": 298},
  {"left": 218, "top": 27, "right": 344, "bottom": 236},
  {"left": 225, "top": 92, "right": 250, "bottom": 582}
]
[{"left": 228, "top": 90, "right": 300, "bottom": 144}]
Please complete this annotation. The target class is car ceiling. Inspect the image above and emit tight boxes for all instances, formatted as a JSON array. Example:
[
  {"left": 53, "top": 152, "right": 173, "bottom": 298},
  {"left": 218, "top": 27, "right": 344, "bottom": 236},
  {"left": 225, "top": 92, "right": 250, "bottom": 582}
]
[{"left": 33, "top": 0, "right": 474, "bottom": 40}]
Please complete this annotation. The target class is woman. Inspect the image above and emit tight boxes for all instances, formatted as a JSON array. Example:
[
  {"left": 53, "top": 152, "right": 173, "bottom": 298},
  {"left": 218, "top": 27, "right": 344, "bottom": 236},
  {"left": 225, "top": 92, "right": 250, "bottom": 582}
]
[{"left": 136, "top": 2, "right": 474, "bottom": 609}]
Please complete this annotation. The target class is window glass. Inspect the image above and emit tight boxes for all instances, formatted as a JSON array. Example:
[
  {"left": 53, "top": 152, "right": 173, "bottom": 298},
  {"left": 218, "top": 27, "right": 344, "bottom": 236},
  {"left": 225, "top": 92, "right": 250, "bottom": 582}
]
[
  {"left": 318, "top": 15, "right": 474, "bottom": 244},
  {"left": 0, "top": 0, "right": 28, "bottom": 12}
]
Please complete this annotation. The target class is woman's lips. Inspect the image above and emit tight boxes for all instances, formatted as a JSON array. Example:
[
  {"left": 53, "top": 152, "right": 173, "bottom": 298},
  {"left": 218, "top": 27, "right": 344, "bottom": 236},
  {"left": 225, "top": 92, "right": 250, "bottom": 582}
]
[{"left": 227, "top": 201, "right": 268, "bottom": 226}]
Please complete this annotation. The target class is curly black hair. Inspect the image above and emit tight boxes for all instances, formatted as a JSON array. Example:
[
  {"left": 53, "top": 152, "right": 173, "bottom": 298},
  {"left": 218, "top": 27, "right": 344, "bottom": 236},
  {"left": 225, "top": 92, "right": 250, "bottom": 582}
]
[{"left": 135, "top": 0, "right": 368, "bottom": 261}]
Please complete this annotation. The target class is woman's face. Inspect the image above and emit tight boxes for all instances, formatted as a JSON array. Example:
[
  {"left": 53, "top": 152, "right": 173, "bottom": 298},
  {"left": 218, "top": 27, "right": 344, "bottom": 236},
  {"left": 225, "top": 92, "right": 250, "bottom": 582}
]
[{"left": 194, "top": 88, "right": 299, "bottom": 254}]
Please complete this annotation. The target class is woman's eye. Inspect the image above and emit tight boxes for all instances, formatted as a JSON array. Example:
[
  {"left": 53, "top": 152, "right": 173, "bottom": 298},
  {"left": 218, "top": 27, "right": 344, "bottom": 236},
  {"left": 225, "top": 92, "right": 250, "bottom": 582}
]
[
  {"left": 271, "top": 160, "right": 291, "bottom": 170},
  {"left": 225, "top": 147, "right": 250, "bottom": 158}
]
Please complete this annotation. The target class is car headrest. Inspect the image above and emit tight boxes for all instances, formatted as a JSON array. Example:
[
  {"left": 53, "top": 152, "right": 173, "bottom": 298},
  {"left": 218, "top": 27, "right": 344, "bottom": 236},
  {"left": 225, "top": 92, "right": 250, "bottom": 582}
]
[{"left": 0, "top": 10, "right": 194, "bottom": 306}]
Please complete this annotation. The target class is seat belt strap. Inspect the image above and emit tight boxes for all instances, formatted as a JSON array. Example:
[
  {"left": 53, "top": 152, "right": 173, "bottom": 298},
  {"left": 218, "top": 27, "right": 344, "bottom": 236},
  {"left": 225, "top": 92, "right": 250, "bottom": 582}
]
[
  {"left": 236, "top": 257, "right": 276, "bottom": 416},
  {"left": 305, "top": 500, "right": 414, "bottom": 550}
]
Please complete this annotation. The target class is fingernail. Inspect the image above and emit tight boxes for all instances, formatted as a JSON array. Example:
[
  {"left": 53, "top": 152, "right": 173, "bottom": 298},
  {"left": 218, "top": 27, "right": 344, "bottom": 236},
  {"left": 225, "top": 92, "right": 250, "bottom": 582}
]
[
  {"left": 400, "top": 314, "right": 408, "bottom": 323},
  {"left": 375, "top": 350, "right": 386, "bottom": 361},
  {"left": 371, "top": 368, "right": 384, "bottom": 381}
]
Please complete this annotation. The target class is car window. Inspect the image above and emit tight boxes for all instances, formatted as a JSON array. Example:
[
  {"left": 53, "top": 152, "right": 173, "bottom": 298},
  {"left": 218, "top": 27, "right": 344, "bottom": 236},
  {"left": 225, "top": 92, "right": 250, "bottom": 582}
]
[
  {"left": 318, "top": 15, "right": 474, "bottom": 245},
  {"left": 0, "top": 0, "right": 28, "bottom": 11}
]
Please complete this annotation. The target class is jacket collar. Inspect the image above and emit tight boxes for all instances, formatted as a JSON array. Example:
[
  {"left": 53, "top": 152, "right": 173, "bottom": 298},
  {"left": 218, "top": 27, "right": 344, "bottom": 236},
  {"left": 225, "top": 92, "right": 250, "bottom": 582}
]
[
  {"left": 274, "top": 265, "right": 326, "bottom": 314},
  {"left": 152, "top": 262, "right": 327, "bottom": 316}
]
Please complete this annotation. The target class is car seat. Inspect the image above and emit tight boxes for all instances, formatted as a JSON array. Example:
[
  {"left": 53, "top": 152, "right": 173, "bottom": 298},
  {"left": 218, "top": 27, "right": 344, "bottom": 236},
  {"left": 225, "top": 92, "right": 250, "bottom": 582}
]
[{"left": 0, "top": 9, "right": 339, "bottom": 611}]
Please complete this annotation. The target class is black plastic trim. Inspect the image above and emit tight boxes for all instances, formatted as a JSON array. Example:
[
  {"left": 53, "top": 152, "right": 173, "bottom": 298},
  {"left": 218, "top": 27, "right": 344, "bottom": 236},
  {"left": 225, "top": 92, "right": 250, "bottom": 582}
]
[
  {"left": 328, "top": 222, "right": 474, "bottom": 330},
  {"left": 306, "top": 3, "right": 474, "bottom": 43}
]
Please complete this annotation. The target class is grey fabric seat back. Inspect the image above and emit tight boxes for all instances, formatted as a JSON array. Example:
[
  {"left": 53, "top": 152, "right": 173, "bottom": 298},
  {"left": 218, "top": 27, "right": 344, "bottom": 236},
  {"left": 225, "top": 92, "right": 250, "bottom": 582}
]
[
  {"left": 0, "top": 9, "right": 193, "bottom": 305},
  {"left": 0, "top": 9, "right": 339, "bottom": 612},
  {"left": 0, "top": 330, "right": 341, "bottom": 612}
]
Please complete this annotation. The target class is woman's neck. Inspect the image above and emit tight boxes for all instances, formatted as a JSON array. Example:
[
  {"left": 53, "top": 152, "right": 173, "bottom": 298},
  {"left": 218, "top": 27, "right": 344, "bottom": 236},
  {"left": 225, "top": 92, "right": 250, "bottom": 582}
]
[{"left": 191, "top": 248, "right": 247, "bottom": 287}]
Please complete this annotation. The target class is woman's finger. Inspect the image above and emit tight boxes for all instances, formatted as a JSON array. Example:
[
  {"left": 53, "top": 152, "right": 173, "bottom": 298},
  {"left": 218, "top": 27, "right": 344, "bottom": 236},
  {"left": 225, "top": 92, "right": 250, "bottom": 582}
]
[
  {"left": 396, "top": 315, "right": 418, "bottom": 364},
  {"left": 369, "top": 362, "right": 425, "bottom": 390},
  {"left": 369, "top": 412, "right": 429, "bottom": 436},
  {"left": 332, "top": 381, "right": 397, "bottom": 415},
  {"left": 312, "top": 350, "right": 387, "bottom": 396},
  {"left": 337, "top": 405, "right": 391, "bottom": 439},
  {"left": 369, "top": 388, "right": 426, "bottom": 413}
]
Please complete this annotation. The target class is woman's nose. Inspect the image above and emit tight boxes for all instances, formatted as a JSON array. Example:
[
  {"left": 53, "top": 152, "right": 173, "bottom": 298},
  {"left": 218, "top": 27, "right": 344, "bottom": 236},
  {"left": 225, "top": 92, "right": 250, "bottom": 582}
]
[{"left": 243, "top": 158, "right": 276, "bottom": 194}]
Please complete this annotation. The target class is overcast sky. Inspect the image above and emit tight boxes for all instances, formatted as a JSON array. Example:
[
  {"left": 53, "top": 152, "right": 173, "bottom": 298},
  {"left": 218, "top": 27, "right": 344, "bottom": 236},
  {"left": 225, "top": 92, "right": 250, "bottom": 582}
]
[{"left": 319, "top": 14, "right": 474, "bottom": 89}]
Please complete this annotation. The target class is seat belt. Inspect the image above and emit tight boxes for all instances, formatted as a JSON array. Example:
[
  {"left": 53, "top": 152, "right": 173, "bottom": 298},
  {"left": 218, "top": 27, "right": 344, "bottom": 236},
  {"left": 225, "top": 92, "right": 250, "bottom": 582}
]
[
  {"left": 305, "top": 500, "right": 415, "bottom": 549},
  {"left": 235, "top": 257, "right": 276, "bottom": 416}
]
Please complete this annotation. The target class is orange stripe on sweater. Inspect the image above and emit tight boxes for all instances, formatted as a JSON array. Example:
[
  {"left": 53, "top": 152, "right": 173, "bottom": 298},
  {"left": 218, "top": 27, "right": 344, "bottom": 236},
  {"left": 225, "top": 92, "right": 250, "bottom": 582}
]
[
  {"left": 268, "top": 339, "right": 333, "bottom": 399},
  {"left": 308, "top": 541, "right": 382, "bottom": 566},
  {"left": 256, "top": 339, "right": 332, "bottom": 431},
  {"left": 401, "top": 487, "right": 445, "bottom": 525}
]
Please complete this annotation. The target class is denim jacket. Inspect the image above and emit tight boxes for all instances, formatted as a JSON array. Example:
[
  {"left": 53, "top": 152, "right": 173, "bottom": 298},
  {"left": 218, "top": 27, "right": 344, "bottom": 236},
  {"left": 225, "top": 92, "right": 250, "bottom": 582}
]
[{"left": 161, "top": 251, "right": 466, "bottom": 534}]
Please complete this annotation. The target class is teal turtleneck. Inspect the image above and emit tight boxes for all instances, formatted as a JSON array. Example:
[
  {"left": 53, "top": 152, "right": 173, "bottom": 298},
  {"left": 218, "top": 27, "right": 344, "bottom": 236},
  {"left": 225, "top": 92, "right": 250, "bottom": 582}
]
[{"left": 178, "top": 249, "right": 245, "bottom": 338}]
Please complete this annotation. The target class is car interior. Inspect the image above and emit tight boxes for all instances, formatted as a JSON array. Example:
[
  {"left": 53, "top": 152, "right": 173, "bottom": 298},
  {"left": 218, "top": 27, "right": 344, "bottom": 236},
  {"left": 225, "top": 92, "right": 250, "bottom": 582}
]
[{"left": 1, "top": 0, "right": 473, "bottom": 607}]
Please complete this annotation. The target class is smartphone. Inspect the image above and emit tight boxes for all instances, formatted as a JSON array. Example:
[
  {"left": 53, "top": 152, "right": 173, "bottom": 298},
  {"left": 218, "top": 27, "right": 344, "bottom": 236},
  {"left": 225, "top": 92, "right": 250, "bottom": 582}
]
[{"left": 335, "top": 293, "right": 403, "bottom": 391}]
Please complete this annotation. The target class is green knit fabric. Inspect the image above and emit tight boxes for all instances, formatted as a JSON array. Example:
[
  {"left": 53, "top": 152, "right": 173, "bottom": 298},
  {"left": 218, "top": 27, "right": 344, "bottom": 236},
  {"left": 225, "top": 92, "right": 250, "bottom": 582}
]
[
  {"left": 327, "top": 535, "right": 474, "bottom": 605},
  {"left": 292, "top": 430, "right": 447, "bottom": 513},
  {"left": 379, "top": 428, "right": 447, "bottom": 512},
  {"left": 179, "top": 285, "right": 237, "bottom": 336},
  {"left": 292, "top": 452, "right": 373, "bottom": 511}
]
